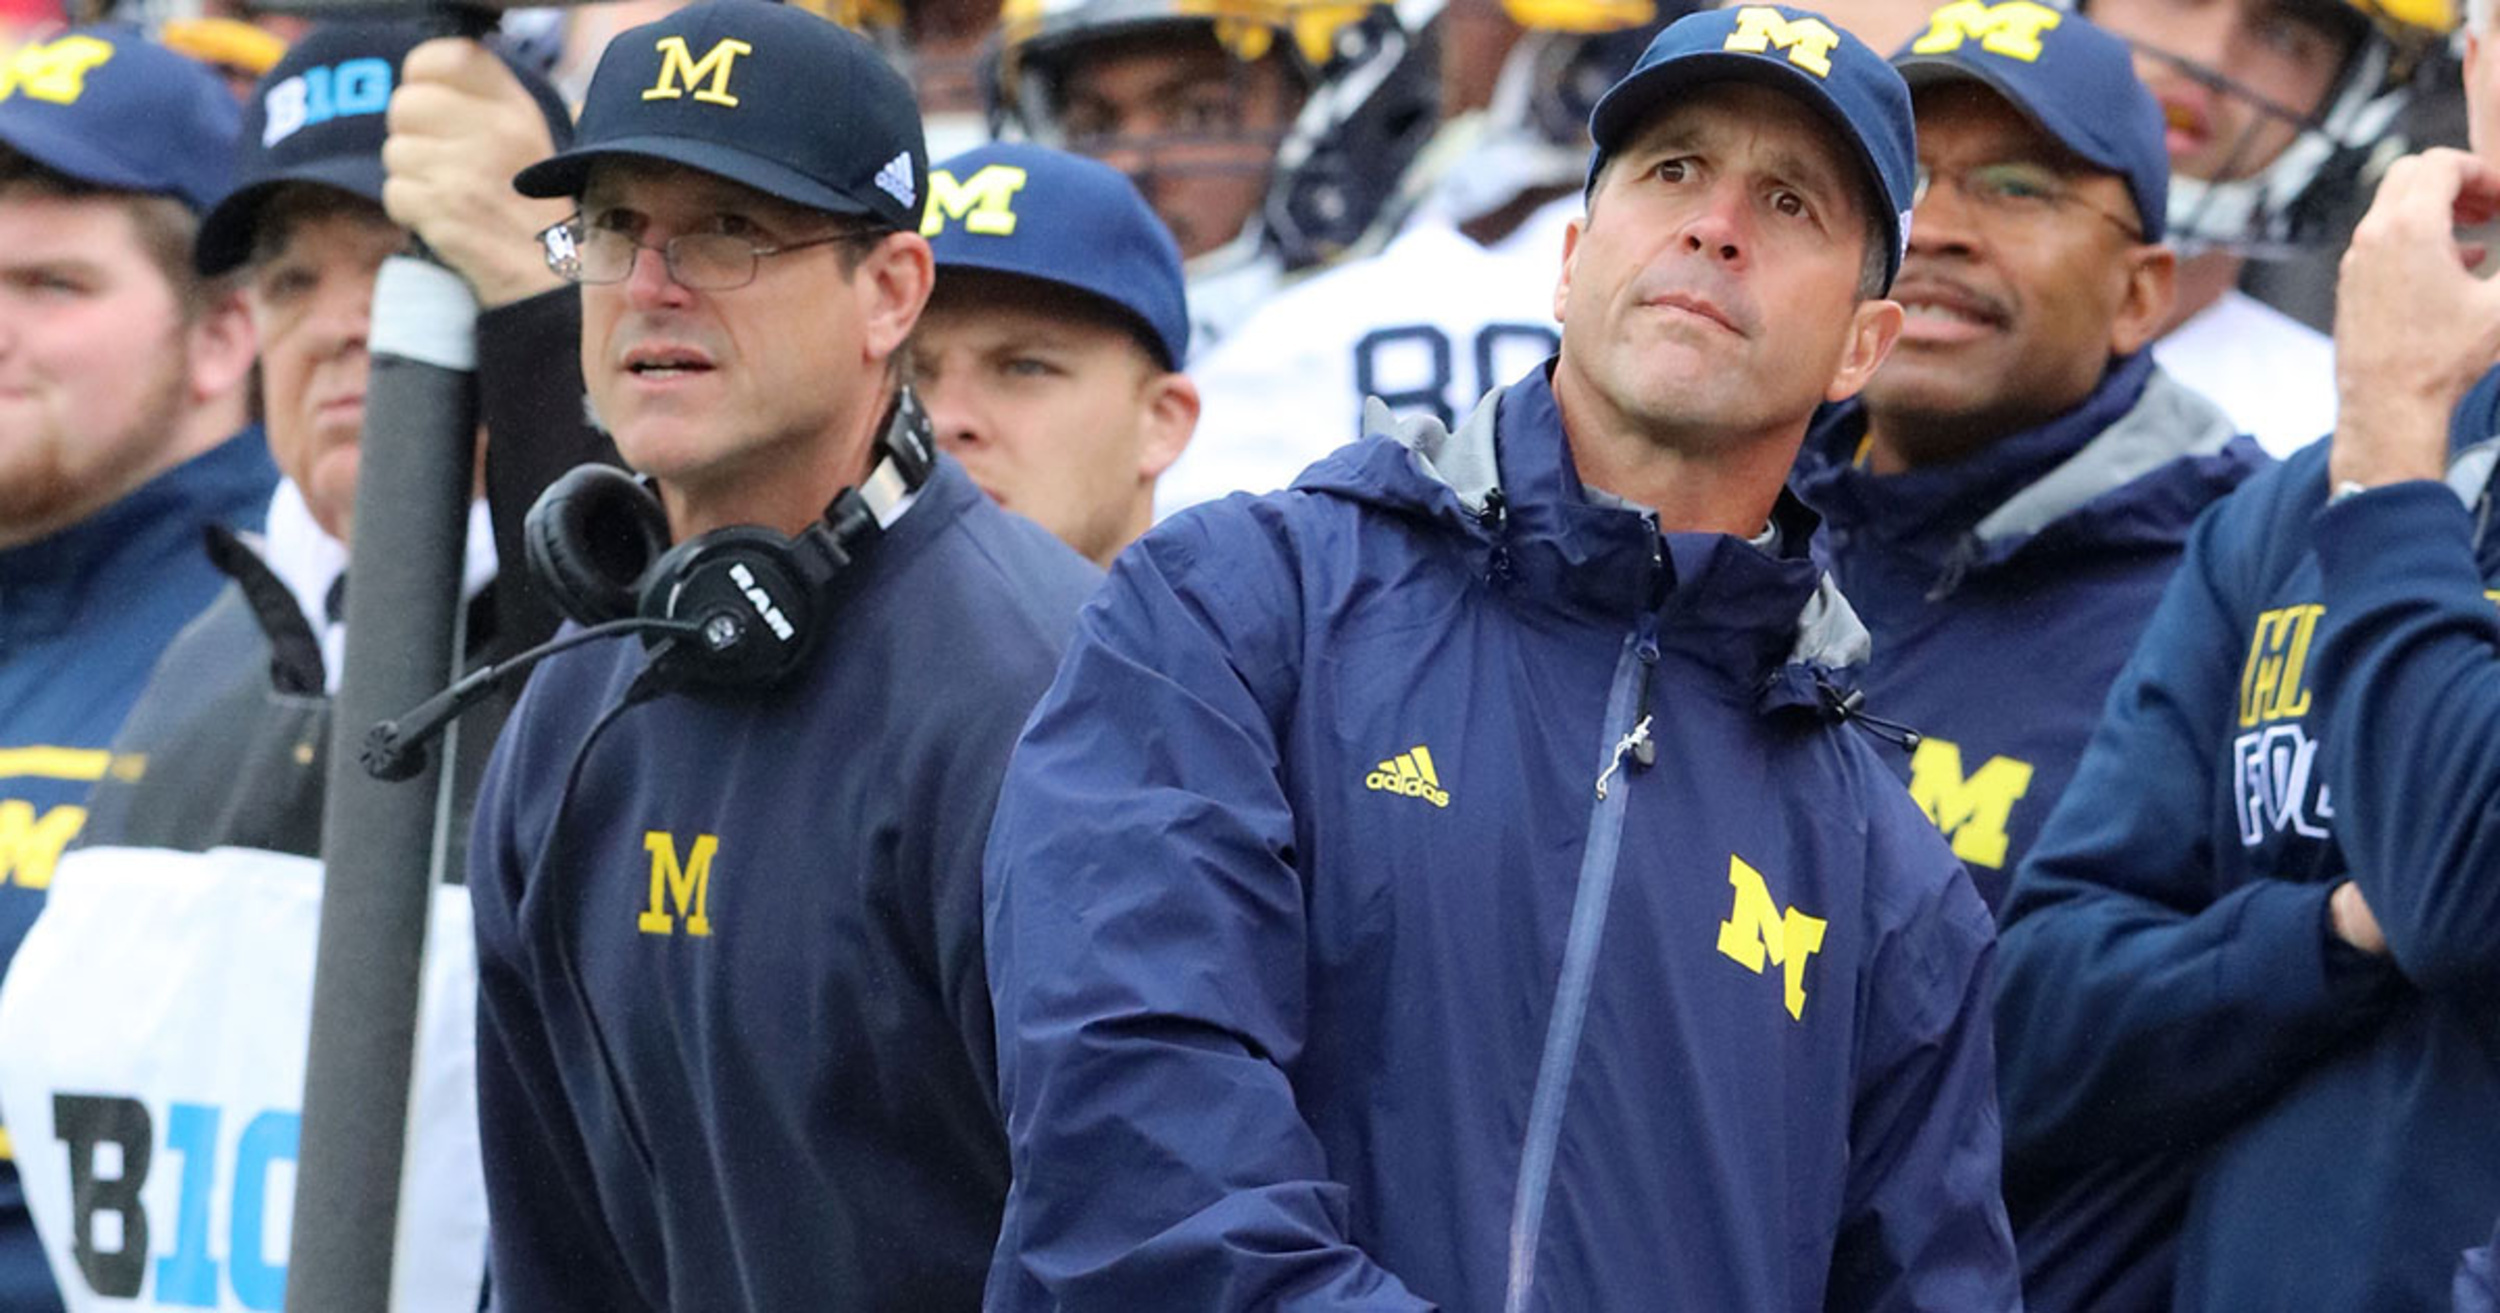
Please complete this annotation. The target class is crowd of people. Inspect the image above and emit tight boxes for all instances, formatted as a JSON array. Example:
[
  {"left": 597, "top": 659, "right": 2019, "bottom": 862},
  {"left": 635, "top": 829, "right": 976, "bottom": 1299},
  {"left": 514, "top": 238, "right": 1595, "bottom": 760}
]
[{"left": 0, "top": 0, "right": 2496, "bottom": 1307}]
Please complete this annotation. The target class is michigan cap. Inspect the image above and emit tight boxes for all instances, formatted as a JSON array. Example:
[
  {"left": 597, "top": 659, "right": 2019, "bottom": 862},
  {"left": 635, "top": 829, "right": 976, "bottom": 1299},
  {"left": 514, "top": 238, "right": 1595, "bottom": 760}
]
[
  {"left": 0, "top": 23, "right": 239, "bottom": 214},
  {"left": 514, "top": 0, "right": 927, "bottom": 232},
  {"left": 1891, "top": 3, "right": 2168, "bottom": 241},
  {"left": 1586, "top": 5, "right": 1916, "bottom": 291},
  {"left": 925, "top": 142, "right": 1189, "bottom": 369},
  {"left": 194, "top": 20, "right": 574, "bottom": 276}
]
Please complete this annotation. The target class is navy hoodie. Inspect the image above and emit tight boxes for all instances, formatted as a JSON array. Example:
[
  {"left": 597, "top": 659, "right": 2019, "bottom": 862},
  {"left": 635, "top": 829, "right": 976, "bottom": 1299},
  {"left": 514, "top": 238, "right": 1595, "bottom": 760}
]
[
  {"left": 984, "top": 367, "right": 2018, "bottom": 1311},
  {"left": 1795, "top": 352, "right": 2267, "bottom": 914},
  {"left": 1998, "top": 362, "right": 2500, "bottom": 1311},
  {"left": 467, "top": 455, "right": 1098, "bottom": 1311}
]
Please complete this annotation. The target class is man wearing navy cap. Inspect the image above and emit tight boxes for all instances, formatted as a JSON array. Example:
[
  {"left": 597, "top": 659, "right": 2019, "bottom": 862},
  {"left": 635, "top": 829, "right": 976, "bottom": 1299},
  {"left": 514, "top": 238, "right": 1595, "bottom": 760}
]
[
  {"left": 981, "top": 7, "right": 2018, "bottom": 1308},
  {"left": 467, "top": 2, "right": 1098, "bottom": 1307},
  {"left": 0, "top": 27, "right": 269, "bottom": 1309},
  {"left": 1784, "top": 12, "right": 2269, "bottom": 1308},
  {"left": 915, "top": 141, "right": 1197, "bottom": 566},
  {"left": 1991, "top": 0, "right": 2500, "bottom": 1303}
]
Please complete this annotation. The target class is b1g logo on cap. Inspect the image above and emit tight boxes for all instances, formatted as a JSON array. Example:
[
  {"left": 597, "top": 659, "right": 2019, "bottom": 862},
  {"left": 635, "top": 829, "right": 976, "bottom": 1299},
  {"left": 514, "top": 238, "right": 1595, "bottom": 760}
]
[
  {"left": 0, "top": 35, "right": 115, "bottom": 107},
  {"left": 644, "top": 35, "right": 753, "bottom": 107},
  {"left": 1722, "top": 7, "right": 1842, "bottom": 78},
  {"left": 921, "top": 164, "right": 1027, "bottom": 238},
  {"left": 1908, "top": 0, "right": 2063, "bottom": 62},
  {"left": 262, "top": 58, "right": 393, "bottom": 148}
]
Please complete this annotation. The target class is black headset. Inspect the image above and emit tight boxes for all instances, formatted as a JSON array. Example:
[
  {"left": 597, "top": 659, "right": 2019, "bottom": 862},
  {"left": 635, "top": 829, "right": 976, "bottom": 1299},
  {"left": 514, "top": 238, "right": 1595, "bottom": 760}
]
[{"left": 521, "top": 388, "right": 937, "bottom": 690}]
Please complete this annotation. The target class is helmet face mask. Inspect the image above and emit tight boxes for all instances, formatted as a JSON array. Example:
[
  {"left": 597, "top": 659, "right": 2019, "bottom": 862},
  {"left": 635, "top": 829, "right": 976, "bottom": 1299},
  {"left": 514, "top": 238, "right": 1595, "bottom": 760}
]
[
  {"left": 2085, "top": 0, "right": 2454, "bottom": 255},
  {"left": 988, "top": 0, "right": 1439, "bottom": 274}
]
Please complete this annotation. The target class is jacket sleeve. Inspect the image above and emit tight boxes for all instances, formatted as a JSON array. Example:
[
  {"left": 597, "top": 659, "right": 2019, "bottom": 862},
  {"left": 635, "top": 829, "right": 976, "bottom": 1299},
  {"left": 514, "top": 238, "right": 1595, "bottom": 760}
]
[
  {"left": 468, "top": 713, "right": 654, "bottom": 1313},
  {"left": 983, "top": 510, "right": 1433, "bottom": 1312},
  {"left": 2311, "top": 482, "right": 2500, "bottom": 1000},
  {"left": 1828, "top": 794, "right": 2020, "bottom": 1312},
  {"left": 477, "top": 288, "right": 620, "bottom": 657},
  {"left": 1994, "top": 483, "right": 2398, "bottom": 1177}
]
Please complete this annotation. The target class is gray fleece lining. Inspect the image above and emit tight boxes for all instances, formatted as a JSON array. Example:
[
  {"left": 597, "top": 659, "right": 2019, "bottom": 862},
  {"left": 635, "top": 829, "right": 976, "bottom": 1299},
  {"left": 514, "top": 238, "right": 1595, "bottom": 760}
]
[
  {"left": 1362, "top": 393, "right": 1873, "bottom": 671},
  {"left": 1969, "top": 368, "right": 2240, "bottom": 546}
]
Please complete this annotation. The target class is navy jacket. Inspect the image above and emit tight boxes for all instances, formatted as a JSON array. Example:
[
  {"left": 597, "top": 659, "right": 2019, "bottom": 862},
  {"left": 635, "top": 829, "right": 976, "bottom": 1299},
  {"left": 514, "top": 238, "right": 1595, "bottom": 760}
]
[
  {"left": 0, "top": 430, "right": 273, "bottom": 1309},
  {"left": 1999, "top": 366, "right": 2500, "bottom": 1311},
  {"left": 984, "top": 368, "right": 2018, "bottom": 1311},
  {"left": 468, "top": 456, "right": 1098, "bottom": 1311},
  {"left": 1795, "top": 354, "right": 2267, "bottom": 915}
]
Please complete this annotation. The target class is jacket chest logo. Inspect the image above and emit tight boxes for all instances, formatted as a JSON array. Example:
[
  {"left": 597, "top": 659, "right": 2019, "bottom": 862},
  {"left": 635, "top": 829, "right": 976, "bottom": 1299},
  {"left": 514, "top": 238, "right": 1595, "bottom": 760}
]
[
  {"left": 2231, "top": 604, "right": 2332, "bottom": 847},
  {"left": 637, "top": 831, "right": 716, "bottom": 937},
  {"left": 1716, "top": 855, "right": 1825, "bottom": 1021},
  {"left": 1364, "top": 745, "right": 1449, "bottom": 808},
  {"left": 1906, "top": 737, "right": 2033, "bottom": 870}
]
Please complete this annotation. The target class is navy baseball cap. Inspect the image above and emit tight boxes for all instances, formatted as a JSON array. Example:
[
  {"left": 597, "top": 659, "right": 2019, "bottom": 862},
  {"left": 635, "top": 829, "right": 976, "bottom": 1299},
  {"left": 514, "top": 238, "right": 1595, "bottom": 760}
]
[
  {"left": 515, "top": 0, "right": 927, "bottom": 232},
  {"left": 1891, "top": 5, "right": 2168, "bottom": 242},
  {"left": 0, "top": 23, "right": 238, "bottom": 214},
  {"left": 1586, "top": 5, "right": 1916, "bottom": 291},
  {"left": 195, "top": 20, "right": 575, "bottom": 276},
  {"left": 924, "top": 142, "right": 1189, "bottom": 370}
]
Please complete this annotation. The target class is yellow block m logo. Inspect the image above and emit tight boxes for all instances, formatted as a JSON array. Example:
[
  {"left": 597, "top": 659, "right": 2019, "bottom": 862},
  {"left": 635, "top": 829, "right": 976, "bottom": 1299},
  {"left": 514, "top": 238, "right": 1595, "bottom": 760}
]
[
  {"left": 1907, "top": 737, "right": 2034, "bottom": 870},
  {"left": 644, "top": 36, "right": 754, "bottom": 107},
  {"left": 921, "top": 164, "right": 1029, "bottom": 238},
  {"left": 1722, "top": 6, "right": 1842, "bottom": 77},
  {"left": 1908, "top": 0, "right": 2064, "bottom": 61},
  {"left": 637, "top": 831, "right": 717, "bottom": 937},
  {"left": 1715, "top": 855, "right": 1826, "bottom": 1021},
  {"left": 0, "top": 35, "right": 116, "bottom": 106}
]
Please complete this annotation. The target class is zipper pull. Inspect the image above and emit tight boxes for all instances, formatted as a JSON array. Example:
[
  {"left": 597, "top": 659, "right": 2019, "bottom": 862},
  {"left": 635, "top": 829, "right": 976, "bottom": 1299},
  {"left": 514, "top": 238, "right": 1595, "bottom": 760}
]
[
  {"left": 1632, "top": 624, "right": 1660, "bottom": 770},
  {"left": 1478, "top": 488, "right": 1513, "bottom": 584},
  {"left": 1595, "top": 715, "right": 1653, "bottom": 801}
]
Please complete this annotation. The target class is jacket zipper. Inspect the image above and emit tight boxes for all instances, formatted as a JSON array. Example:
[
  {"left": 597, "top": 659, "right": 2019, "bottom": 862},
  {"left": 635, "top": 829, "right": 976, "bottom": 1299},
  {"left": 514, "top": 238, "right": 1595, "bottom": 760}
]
[{"left": 1505, "top": 621, "right": 1655, "bottom": 1313}]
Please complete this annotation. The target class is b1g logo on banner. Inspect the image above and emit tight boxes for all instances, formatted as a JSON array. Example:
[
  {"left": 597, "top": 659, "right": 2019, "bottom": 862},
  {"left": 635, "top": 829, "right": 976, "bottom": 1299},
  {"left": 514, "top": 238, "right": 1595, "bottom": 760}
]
[
  {"left": 50, "top": 1096, "right": 299, "bottom": 1309},
  {"left": 0, "top": 845, "right": 485, "bottom": 1313}
]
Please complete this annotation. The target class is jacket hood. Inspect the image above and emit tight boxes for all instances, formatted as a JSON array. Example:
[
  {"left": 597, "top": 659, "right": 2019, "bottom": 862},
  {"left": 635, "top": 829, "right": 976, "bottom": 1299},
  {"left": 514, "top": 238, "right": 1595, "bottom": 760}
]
[
  {"left": 1797, "top": 354, "right": 2265, "bottom": 593},
  {"left": 1293, "top": 367, "right": 1874, "bottom": 706}
]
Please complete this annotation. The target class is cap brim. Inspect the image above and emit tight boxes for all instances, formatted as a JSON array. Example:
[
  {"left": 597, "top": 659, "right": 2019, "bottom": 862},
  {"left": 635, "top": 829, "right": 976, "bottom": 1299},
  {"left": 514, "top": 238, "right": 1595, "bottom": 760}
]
[
  {"left": 932, "top": 257, "right": 1183, "bottom": 370},
  {"left": 1892, "top": 57, "right": 2125, "bottom": 176},
  {"left": 514, "top": 136, "right": 885, "bottom": 221},
  {"left": 0, "top": 117, "right": 204, "bottom": 209},
  {"left": 194, "top": 156, "right": 388, "bottom": 276},
  {"left": 1590, "top": 52, "right": 1891, "bottom": 233}
]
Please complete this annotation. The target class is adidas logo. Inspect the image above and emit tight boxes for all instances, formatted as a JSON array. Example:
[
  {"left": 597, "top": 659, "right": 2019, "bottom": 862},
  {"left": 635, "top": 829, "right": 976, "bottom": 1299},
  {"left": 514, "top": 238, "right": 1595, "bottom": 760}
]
[
  {"left": 1365, "top": 745, "right": 1450, "bottom": 808},
  {"left": 873, "top": 151, "right": 915, "bottom": 209}
]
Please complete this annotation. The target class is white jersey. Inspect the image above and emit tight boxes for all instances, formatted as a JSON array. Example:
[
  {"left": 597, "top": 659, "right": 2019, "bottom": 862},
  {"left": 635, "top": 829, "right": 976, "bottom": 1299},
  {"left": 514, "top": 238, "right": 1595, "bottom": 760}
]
[
  {"left": 2150, "top": 287, "right": 2335, "bottom": 460},
  {"left": 1159, "top": 195, "right": 1580, "bottom": 519}
]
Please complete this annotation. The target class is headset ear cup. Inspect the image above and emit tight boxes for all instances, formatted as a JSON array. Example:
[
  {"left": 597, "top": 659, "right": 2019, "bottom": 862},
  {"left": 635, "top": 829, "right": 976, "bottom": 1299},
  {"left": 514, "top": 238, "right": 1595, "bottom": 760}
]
[
  {"left": 638, "top": 529, "right": 822, "bottom": 688},
  {"left": 524, "top": 465, "right": 673, "bottom": 627}
]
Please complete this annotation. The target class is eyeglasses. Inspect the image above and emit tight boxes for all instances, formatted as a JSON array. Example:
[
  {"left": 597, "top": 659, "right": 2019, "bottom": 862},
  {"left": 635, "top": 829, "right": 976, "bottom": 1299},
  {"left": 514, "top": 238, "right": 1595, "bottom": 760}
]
[
  {"left": 1912, "top": 160, "right": 2145, "bottom": 242},
  {"left": 538, "top": 216, "right": 880, "bottom": 291}
]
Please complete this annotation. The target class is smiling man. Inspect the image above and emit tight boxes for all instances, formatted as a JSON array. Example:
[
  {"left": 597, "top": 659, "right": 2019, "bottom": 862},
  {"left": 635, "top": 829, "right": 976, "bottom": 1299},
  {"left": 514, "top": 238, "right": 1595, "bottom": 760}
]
[
  {"left": 915, "top": 141, "right": 1195, "bottom": 566},
  {"left": 982, "top": 7, "right": 2018, "bottom": 1309},
  {"left": 1786, "top": 8, "right": 2267, "bottom": 1309}
]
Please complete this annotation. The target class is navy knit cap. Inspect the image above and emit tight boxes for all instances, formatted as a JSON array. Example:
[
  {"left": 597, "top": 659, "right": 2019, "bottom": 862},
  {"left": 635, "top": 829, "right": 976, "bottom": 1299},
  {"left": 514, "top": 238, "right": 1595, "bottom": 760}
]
[
  {"left": 1586, "top": 5, "right": 1917, "bottom": 291},
  {"left": 195, "top": 19, "right": 575, "bottom": 275},
  {"left": 924, "top": 142, "right": 1189, "bottom": 370},
  {"left": 0, "top": 23, "right": 239, "bottom": 214},
  {"left": 515, "top": 0, "right": 927, "bottom": 232},
  {"left": 1891, "top": 4, "right": 2169, "bottom": 242}
]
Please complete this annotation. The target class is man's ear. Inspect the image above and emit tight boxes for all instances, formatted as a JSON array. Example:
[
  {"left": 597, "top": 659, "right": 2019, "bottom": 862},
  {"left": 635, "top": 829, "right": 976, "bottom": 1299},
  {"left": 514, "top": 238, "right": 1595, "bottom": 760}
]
[
  {"left": 2108, "top": 243, "right": 2178, "bottom": 358},
  {"left": 1136, "top": 368, "right": 1200, "bottom": 482},
  {"left": 1825, "top": 297, "right": 1904, "bottom": 403},
  {"left": 1553, "top": 213, "right": 1586, "bottom": 324},
  {"left": 856, "top": 231, "right": 936, "bottom": 364},
  {"left": 186, "top": 287, "right": 259, "bottom": 407}
]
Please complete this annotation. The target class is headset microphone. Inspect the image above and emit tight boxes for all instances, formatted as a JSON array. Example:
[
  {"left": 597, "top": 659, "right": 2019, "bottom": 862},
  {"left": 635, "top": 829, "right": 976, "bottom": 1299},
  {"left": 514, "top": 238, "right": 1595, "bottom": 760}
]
[{"left": 362, "top": 614, "right": 717, "bottom": 781}]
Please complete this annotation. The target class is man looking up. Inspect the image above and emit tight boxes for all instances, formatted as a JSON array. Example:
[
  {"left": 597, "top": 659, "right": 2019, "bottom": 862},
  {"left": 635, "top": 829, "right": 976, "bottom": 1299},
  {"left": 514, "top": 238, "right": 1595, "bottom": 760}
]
[
  {"left": 0, "top": 27, "right": 267, "bottom": 1307},
  {"left": 1788, "top": 10, "right": 2268, "bottom": 1308},
  {"left": 916, "top": 140, "right": 1196, "bottom": 566},
  {"left": 470, "top": 3, "right": 1099, "bottom": 1307},
  {"left": 982, "top": 7, "right": 2019, "bottom": 1308}
]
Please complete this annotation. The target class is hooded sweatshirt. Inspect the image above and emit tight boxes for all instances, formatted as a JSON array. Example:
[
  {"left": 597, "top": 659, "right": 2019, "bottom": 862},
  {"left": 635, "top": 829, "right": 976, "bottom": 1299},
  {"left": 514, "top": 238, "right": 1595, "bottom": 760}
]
[{"left": 984, "top": 366, "right": 2018, "bottom": 1312}]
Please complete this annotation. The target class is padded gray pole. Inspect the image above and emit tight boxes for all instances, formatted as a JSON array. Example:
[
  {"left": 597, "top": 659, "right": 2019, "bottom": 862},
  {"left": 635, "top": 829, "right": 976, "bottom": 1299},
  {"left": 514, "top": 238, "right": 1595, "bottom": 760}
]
[{"left": 289, "top": 252, "right": 479, "bottom": 1313}]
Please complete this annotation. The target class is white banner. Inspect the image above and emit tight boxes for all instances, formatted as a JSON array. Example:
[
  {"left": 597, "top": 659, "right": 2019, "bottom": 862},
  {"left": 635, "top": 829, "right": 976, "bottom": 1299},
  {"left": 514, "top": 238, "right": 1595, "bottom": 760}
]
[{"left": 0, "top": 845, "right": 484, "bottom": 1312}]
